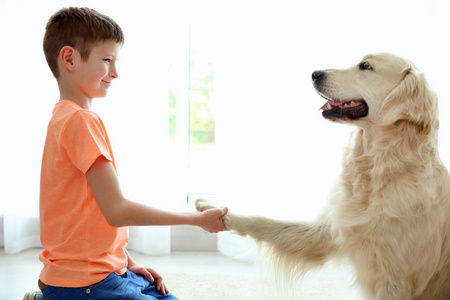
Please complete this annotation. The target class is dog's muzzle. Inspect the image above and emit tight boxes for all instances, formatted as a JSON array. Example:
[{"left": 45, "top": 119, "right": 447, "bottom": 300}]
[{"left": 312, "top": 70, "right": 369, "bottom": 121}]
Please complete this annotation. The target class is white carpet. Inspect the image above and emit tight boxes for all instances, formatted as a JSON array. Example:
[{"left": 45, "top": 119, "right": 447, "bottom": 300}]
[{"left": 163, "top": 271, "right": 364, "bottom": 300}]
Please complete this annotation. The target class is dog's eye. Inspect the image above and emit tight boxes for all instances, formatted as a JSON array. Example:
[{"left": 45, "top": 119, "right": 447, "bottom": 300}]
[{"left": 359, "top": 61, "right": 372, "bottom": 70}]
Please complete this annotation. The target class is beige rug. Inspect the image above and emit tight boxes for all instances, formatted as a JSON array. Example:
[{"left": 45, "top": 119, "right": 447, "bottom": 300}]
[{"left": 163, "top": 272, "right": 363, "bottom": 300}]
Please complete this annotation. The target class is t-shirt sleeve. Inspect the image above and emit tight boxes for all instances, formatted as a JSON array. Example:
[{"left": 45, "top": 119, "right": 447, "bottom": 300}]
[{"left": 61, "top": 110, "right": 112, "bottom": 174}]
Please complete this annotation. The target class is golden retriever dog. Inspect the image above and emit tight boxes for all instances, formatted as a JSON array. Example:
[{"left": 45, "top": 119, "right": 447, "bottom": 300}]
[{"left": 196, "top": 53, "right": 450, "bottom": 299}]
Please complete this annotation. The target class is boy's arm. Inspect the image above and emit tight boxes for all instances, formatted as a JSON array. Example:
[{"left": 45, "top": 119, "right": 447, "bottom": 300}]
[{"left": 85, "top": 156, "right": 228, "bottom": 231}]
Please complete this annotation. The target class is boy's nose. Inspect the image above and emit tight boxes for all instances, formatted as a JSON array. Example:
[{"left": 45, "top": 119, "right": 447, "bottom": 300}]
[{"left": 109, "top": 68, "right": 119, "bottom": 79}]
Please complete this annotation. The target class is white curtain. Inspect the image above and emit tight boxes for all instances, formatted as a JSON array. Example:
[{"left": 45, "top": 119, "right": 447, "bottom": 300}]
[
  {"left": 2, "top": 0, "right": 450, "bottom": 259},
  {"left": 0, "top": 0, "right": 53, "bottom": 253}
]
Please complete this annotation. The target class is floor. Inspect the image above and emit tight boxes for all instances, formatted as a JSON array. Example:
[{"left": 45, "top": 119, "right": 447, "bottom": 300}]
[{"left": 0, "top": 247, "right": 256, "bottom": 300}]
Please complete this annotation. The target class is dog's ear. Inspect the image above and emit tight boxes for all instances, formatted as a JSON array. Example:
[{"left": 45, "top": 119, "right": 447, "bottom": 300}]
[{"left": 379, "top": 67, "right": 438, "bottom": 127}]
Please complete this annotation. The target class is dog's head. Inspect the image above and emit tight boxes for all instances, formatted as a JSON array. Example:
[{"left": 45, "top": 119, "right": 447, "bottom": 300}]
[{"left": 312, "top": 53, "right": 437, "bottom": 128}]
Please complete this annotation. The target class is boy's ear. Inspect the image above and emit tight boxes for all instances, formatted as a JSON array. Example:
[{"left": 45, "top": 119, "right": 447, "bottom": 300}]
[{"left": 59, "top": 46, "right": 76, "bottom": 72}]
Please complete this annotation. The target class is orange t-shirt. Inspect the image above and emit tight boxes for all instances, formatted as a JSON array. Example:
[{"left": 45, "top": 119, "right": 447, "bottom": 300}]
[{"left": 39, "top": 100, "right": 128, "bottom": 287}]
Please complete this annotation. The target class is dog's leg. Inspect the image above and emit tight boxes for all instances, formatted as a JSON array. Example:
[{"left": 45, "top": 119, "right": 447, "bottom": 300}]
[{"left": 196, "top": 199, "right": 338, "bottom": 271}]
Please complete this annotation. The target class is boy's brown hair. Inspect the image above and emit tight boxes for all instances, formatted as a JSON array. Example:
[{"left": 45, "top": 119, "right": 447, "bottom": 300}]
[{"left": 43, "top": 7, "right": 124, "bottom": 78}]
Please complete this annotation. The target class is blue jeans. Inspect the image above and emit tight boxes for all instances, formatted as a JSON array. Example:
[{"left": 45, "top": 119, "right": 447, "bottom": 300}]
[{"left": 41, "top": 270, "right": 179, "bottom": 300}]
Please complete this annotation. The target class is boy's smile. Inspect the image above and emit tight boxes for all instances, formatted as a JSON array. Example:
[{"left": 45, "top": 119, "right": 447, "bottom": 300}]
[{"left": 101, "top": 79, "right": 112, "bottom": 86}]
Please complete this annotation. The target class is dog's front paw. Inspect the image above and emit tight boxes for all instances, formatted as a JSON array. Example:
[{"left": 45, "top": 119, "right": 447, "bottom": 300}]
[{"left": 195, "top": 198, "right": 220, "bottom": 212}]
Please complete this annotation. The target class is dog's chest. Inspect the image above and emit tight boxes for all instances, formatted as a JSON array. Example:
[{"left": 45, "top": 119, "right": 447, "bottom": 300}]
[
  {"left": 340, "top": 155, "right": 374, "bottom": 211},
  {"left": 328, "top": 150, "right": 379, "bottom": 238}
]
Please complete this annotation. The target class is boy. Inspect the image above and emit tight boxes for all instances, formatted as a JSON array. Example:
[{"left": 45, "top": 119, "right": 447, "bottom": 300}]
[{"left": 38, "top": 7, "right": 228, "bottom": 299}]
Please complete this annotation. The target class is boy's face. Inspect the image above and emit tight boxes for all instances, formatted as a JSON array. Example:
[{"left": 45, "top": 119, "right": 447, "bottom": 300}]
[{"left": 75, "top": 40, "right": 121, "bottom": 99}]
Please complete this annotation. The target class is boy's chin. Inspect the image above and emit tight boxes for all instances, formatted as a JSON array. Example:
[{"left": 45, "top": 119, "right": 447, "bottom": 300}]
[{"left": 93, "top": 91, "right": 108, "bottom": 99}]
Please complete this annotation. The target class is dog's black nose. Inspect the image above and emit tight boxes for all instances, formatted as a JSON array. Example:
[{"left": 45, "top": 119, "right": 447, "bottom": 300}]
[{"left": 312, "top": 71, "right": 324, "bottom": 82}]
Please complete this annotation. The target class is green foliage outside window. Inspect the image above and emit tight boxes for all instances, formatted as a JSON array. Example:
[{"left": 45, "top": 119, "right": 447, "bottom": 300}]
[
  {"left": 168, "top": 50, "right": 215, "bottom": 146},
  {"left": 189, "top": 57, "right": 215, "bottom": 145}
]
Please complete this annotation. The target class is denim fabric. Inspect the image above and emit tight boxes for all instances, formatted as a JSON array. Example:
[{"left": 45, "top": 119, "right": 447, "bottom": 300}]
[{"left": 41, "top": 270, "right": 179, "bottom": 300}]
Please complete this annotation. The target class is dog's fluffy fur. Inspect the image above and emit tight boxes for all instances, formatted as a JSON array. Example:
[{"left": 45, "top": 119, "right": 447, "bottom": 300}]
[{"left": 196, "top": 53, "right": 450, "bottom": 299}]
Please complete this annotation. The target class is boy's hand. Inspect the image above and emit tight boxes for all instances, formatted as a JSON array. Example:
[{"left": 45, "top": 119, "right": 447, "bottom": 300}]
[
  {"left": 128, "top": 263, "right": 168, "bottom": 296},
  {"left": 197, "top": 206, "right": 228, "bottom": 233}
]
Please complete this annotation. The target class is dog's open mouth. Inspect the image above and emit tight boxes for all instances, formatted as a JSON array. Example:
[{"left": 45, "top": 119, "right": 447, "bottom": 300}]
[{"left": 320, "top": 99, "right": 369, "bottom": 120}]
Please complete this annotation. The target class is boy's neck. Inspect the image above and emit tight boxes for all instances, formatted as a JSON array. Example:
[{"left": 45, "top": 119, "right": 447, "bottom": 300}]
[
  {"left": 59, "top": 97, "right": 93, "bottom": 110},
  {"left": 58, "top": 83, "right": 93, "bottom": 110}
]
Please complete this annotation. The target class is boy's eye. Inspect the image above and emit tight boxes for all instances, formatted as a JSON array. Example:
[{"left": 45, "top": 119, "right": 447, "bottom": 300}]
[{"left": 104, "top": 58, "right": 111, "bottom": 63}]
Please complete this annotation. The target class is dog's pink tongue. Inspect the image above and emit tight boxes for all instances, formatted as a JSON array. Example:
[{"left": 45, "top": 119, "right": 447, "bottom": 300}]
[{"left": 320, "top": 100, "right": 340, "bottom": 110}]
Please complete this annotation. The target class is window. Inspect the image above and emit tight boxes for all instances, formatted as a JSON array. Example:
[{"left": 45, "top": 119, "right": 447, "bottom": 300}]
[{"left": 169, "top": 26, "right": 217, "bottom": 201}]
